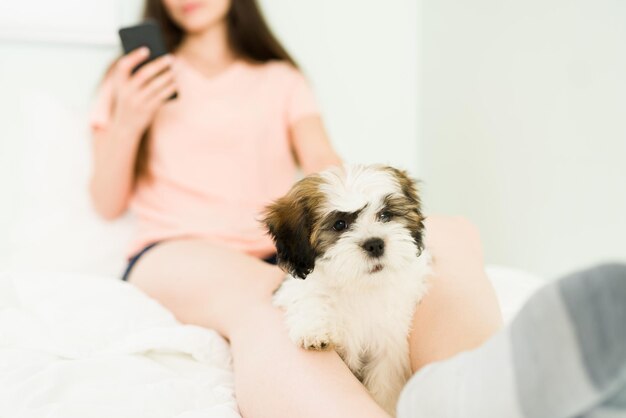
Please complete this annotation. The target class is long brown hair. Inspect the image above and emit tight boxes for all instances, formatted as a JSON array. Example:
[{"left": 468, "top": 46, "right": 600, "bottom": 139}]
[{"left": 131, "top": 0, "right": 297, "bottom": 181}]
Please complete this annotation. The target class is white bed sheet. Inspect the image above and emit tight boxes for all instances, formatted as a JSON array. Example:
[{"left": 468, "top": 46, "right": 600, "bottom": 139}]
[
  {"left": 0, "top": 271, "right": 240, "bottom": 418},
  {"left": 0, "top": 267, "right": 544, "bottom": 418}
]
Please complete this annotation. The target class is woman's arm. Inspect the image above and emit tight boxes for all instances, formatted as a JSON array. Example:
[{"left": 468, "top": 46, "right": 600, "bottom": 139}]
[
  {"left": 90, "top": 48, "right": 177, "bottom": 220},
  {"left": 90, "top": 126, "right": 143, "bottom": 220},
  {"left": 289, "top": 115, "right": 342, "bottom": 175}
]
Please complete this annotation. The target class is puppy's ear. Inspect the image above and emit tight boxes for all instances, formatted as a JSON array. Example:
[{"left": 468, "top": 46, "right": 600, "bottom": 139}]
[
  {"left": 385, "top": 166, "right": 426, "bottom": 254},
  {"left": 263, "top": 177, "right": 323, "bottom": 279}
]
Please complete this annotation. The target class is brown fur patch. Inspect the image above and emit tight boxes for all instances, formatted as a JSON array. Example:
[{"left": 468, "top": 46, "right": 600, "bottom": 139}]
[
  {"left": 262, "top": 174, "right": 327, "bottom": 278},
  {"left": 383, "top": 167, "right": 425, "bottom": 252},
  {"left": 312, "top": 207, "right": 365, "bottom": 255}
]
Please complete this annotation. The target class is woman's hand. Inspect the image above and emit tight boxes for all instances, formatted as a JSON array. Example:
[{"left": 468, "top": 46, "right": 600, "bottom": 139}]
[{"left": 110, "top": 47, "right": 178, "bottom": 137}]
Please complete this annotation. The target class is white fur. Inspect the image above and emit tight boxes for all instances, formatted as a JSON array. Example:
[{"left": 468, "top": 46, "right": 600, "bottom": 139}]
[{"left": 273, "top": 165, "right": 430, "bottom": 415}]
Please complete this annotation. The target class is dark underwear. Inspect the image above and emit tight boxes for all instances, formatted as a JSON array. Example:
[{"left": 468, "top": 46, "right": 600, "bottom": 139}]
[{"left": 121, "top": 241, "right": 278, "bottom": 281}]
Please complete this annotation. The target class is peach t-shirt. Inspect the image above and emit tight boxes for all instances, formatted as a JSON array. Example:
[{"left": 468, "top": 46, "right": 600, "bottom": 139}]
[{"left": 91, "top": 58, "right": 318, "bottom": 258}]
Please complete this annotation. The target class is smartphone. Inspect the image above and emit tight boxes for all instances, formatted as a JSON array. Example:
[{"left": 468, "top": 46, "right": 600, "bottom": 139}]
[{"left": 118, "top": 19, "right": 178, "bottom": 100}]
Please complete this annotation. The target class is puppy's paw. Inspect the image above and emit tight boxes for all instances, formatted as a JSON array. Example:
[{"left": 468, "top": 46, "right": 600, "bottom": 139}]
[
  {"left": 287, "top": 321, "right": 334, "bottom": 350},
  {"left": 297, "top": 335, "right": 332, "bottom": 351},
  {"left": 294, "top": 332, "right": 333, "bottom": 351}
]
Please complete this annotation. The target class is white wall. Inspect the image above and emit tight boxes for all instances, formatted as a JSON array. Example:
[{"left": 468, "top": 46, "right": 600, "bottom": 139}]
[
  {"left": 0, "top": 0, "right": 133, "bottom": 259},
  {"left": 259, "top": 0, "right": 419, "bottom": 172},
  {"left": 420, "top": 0, "right": 626, "bottom": 278}
]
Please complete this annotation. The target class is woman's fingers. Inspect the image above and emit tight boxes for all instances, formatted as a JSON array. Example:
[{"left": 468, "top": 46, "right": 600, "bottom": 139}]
[
  {"left": 142, "top": 69, "right": 177, "bottom": 101},
  {"left": 115, "top": 47, "right": 150, "bottom": 81},
  {"left": 147, "top": 80, "right": 178, "bottom": 108},
  {"left": 131, "top": 54, "right": 174, "bottom": 89}
]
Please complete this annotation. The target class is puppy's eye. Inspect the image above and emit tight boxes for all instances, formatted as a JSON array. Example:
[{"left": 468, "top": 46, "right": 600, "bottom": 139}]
[
  {"left": 379, "top": 211, "right": 393, "bottom": 222},
  {"left": 333, "top": 220, "right": 348, "bottom": 231}
]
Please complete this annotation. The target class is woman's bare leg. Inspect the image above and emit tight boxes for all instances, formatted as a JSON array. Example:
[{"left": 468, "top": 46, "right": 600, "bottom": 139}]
[
  {"left": 409, "top": 216, "right": 503, "bottom": 372},
  {"left": 128, "top": 239, "right": 389, "bottom": 418}
]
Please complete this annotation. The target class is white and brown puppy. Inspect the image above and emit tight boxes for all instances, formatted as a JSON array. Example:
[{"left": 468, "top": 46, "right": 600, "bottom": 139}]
[{"left": 263, "top": 164, "right": 430, "bottom": 415}]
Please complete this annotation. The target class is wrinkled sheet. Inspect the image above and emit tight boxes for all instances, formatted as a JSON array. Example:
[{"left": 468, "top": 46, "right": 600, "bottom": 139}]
[{"left": 0, "top": 272, "right": 240, "bottom": 418}]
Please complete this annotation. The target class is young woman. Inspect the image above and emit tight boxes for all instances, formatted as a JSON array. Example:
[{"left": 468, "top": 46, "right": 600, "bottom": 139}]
[{"left": 89, "top": 0, "right": 502, "bottom": 416}]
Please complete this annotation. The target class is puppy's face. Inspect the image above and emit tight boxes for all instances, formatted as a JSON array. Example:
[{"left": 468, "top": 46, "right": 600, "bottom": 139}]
[{"left": 263, "top": 165, "right": 424, "bottom": 283}]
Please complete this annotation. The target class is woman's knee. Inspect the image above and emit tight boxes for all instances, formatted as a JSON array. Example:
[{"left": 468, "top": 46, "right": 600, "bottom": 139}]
[{"left": 424, "top": 216, "right": 484, "bottom": 258}]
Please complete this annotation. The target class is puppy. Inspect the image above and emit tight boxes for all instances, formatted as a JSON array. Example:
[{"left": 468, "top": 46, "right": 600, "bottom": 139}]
[{"left": 263, "top": 164, "right": 430, "bottom": 415}]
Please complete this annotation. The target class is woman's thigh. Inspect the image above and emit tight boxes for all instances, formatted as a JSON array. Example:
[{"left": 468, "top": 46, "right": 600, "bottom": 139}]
[
  {"left": 127, "top": 239, "right": 286, "bottom": 338},
  {"left": 409, "top": 216, "right": 504, "bottom": 372}
]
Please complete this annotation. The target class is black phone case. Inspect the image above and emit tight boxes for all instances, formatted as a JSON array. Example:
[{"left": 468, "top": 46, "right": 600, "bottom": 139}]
[{"left": 118, "top": 20, "right": 178, "bottom": 100}]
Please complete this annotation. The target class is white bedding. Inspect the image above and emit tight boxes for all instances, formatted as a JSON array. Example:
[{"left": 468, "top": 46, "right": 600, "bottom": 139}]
[
  {"left": 0, "top": 272, "right": 240, "bottom": 418},
  {"left": 0, "top": 267, "right": 543, "bottom": 418}
]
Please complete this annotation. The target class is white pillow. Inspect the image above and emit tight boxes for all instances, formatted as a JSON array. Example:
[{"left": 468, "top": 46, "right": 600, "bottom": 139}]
[
  {"left": 3, "top": 90, "right": 134, "bottom": 277},
  {"left": 486, "top": 264, "right": 545, "bottom": 323}
]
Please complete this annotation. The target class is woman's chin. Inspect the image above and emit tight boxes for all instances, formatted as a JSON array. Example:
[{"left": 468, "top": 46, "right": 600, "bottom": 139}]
[{"left": 178, "top": 17, "right": 225, "bottom": 36}]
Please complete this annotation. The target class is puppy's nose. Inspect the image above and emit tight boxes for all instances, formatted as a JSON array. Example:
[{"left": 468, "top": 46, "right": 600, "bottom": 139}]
[{"left": 362, "top": 238, "right": 385, "bottom": 257}]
